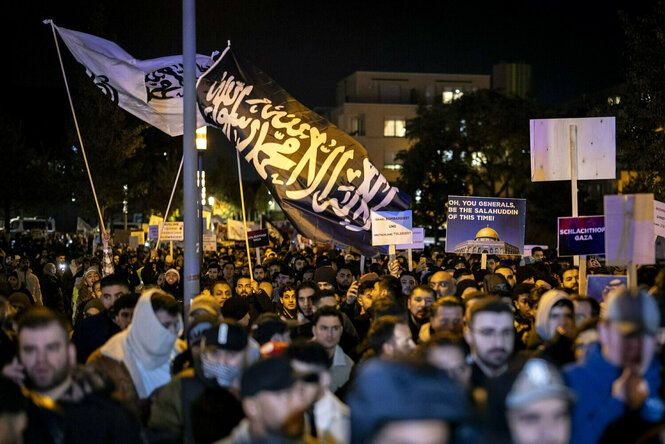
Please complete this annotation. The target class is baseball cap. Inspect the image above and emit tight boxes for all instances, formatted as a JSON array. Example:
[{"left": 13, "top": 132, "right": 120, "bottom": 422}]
[
  {"left": 251, "top": 313, "right": 288, "bottom": 345},
  {"left": 241, "top": 357, "right": 296, "bottom": 398},
  {"left": 602, "top": 288, "right": 660, "bottom": 336},
  {"left": 202, "top": 322, "right": 248, "bottom": 351},
  {"left": 506, "top": 358, "right": 576, "bottom": 408}
]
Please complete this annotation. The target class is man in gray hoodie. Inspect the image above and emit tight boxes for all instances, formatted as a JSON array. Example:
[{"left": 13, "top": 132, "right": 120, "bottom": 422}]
[{"left": 526, "top": 289, "right": 576, "bottom": 366}]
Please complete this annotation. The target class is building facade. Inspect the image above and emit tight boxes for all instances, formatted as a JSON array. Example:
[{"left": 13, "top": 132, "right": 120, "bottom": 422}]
[{"left": 330, "top": 71, "right": 491, "bottom": 182}]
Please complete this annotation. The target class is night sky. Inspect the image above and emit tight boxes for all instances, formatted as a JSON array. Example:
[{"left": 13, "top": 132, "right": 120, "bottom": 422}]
[{"left": 5, "top": 0, "right": 655, "bottom": 111}]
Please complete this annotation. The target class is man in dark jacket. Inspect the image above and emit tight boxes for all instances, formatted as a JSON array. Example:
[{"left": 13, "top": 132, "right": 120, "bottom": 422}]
[{"left": 40, "top": 263, "right": 64, "bottom": 315}]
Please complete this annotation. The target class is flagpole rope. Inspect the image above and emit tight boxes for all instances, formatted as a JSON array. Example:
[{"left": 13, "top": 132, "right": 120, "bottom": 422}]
[
  {"left": 155, "top": 155, "right": 184, "bottom": 249},
  {"left": 47, "top": 21, "right": 106, "bottom": 233},
  {"left": 236, "top": 149, "right": 254, "bottom": 281}
]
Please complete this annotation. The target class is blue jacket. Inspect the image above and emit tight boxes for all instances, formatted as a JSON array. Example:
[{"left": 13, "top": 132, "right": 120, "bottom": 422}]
[{"left": 563, "top": 342, "right": 663, "bottom": 444}]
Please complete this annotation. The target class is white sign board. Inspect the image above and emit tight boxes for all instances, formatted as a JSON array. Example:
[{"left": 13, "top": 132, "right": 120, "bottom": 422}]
[
  {"left": 604, "top": 194, "right": 655, "bottom": 265},
  {"left": 371, "top": 211, "right": 413, "bottom": 246},
  {"left": 227, "top": 219, "right": 245, "bottom": 241},
  {"left": 654, "top": 200, "right": 665, "bottom": 239},
  {"left": 396, "top": 227, "right": 425, "bottom": 250},
  {"left": 530, "top": 117, "right": 615, "bottom": 181},
  {"left": 159, "top": 221, "right": 184, "bottom": 241},
  {"left": 203, "top": 234, "right": 217, "bottom": 252}
]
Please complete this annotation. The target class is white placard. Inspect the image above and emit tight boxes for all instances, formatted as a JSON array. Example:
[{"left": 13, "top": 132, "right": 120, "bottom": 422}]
[
  {"left": 159, "top": 221, "right": 184, "bottom": 241},
  {"left": 203, "top": 234, "right": 217, "bottom": 252},
  {"left": 227, "top": 219, "right": 245, "bottom": 241},
  {"left": 604, "top": 194, "right": 655, "bottom": 265},
  {"left": 654, "top": 200, "right": 665, "bottom": 239},
  {"left": 371, "top": 211, "right": 413, "bottom": 246},
  {"left": 530, "top": 117, "right": 615, "bottom": 181},
  {"left": 396, "top": 227, "right": 425, "bottom": 250}
]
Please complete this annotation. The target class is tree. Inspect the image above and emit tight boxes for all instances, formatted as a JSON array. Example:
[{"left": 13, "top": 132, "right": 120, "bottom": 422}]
[
  {"left": 397, "top": 89, "right": 548, "bottom": 240},
  {"left": 609, "top": 2, "right": 665, "bottom": 199}
]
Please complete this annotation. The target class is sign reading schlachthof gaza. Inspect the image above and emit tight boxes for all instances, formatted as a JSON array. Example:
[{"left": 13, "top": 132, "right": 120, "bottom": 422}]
[{"left": 196, "top": 50, "right": 410, "bottom": 256}]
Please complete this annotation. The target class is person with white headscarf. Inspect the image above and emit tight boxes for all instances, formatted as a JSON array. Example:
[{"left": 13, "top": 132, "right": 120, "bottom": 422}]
[{"left": 86, "top": 287, "right": 185, "bottom": 423}]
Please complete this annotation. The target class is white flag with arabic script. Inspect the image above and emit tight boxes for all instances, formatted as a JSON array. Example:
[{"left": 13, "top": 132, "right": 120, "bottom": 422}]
[{"left": 53, "top": 23, "right": 217, "bottom": 136}]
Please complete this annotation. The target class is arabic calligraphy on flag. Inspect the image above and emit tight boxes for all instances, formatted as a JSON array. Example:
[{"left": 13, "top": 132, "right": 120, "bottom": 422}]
[{"left": 196, "top": 51, "right": 410, "bottom": 255}]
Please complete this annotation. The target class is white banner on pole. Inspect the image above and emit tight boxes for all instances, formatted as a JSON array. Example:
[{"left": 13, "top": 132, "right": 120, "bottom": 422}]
[
  {"left": 371, "top": 211, "right": 413, "bottom": 246},
  {"left": 604, "top": 194, "right": 655, "bottom": 266}
]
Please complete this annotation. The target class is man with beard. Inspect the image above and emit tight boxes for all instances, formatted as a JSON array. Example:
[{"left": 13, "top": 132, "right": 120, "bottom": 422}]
[
  {"left": 161, "top": 268, "right": 183, "bottom": 301},
  {"left": 235, "top": 277, "right": 274, "bottom": 324},
  {"left": 335, "top": 266, "right": 354, "bottom": 295},
  {"left": 368, "top": 316, "right": 416, "bottom": 359},
  {"left": 428, "top": 270, "right": 457, "bottom": 298},
  {"left": 560, "top": 268, "right": 579, "bottom": 293},
  {"left": 399, "top": 272, "right": 417, "bottom": 297},
  {"left": 406, "top": 285, "right": 435, "bottom": 342},
  {"left": 418, "top": 296, "right": 464, "bottom": 342},
  {"left": 463, "top": 297, "right": 515, "bottom": 390},
  {"left": 296, "top": 281, "right": 319, "bottom": 324},
  {"left": 16, "top": 306, "right": 141, "bottom": 442}
]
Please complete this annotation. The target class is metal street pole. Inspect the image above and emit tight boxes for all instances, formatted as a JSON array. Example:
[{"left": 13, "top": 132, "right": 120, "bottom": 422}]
[{"left": 182, "top": 0, "right": 199, "bottom": 323}]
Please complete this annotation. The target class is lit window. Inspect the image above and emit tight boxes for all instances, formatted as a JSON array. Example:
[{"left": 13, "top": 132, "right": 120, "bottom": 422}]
[
  {"left": 442, "top": 89, "right": 463, "bottom": 104},
  {"left": 350, "top": 116, "right": 365, "bottom": 136},
  {"left": 607, "top": 96, "right": 621, "bottom": 105},
  {"left": 415, "top": 189, "right": 422, "bottom": 203},
  {"left": 384, "top": 164, "right": 403, "bottom": 170},
  {"left": 384, "top": 119, "right": 406, "bottom": 137}
]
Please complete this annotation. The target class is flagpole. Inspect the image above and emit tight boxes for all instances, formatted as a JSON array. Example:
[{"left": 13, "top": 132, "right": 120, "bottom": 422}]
[
  {"left": 182, "top": 0, "right": 200, "bottom": 320},
  {"left": 155, "top": 155, "right": 184, "bottom": 249},
  {"left": 236, "top": 150, "right": 254, "bottom": 281},
  {"left": 46, "top": 20, "right": 106, "bottom": 234}
]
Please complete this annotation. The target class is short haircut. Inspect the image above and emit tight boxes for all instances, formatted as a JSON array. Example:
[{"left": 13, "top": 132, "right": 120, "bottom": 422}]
[
  {"left": 370, "top": 297, "right": 407, "bottom": 322},
  {"left": 368, "top": 316, "right": 402, "bottom": 355},
  {"left": 410, "top": 284, "right": 435, "bottom": 299},
  {"left": 100, "top": 274, "right": 130, "bottom": 291},
  {"left": 207, "top": 263, "right": 220, "bottom": 271},
  {"left": 284, "top": 339, "right": 331, "bottom": 368},
  {"left": 453, "top": 268, "right": 473, "bottom": 280},
  {"left": 110, "top": 293, "right": 139, "bottom": 316},
  {"left": 430, "top": 296, "right": 464, "bottom": 315},
  {"left": 467, "top": 297, "right": 513, "bottom": 327},
  {"left": 17, "top": 306, "right": 69, "bottom": 340},
  {"left": 296, "top": 281, "right": 319, "bottom": 298},
  {"left": 419, "top": 331, "right": 469, "bottom": 357},
  {"left": 375, "top": 275, "right": 402, "bottom": 300},
  {"left": 315, "top": 289, "right": 337, "bottom": 307},
  {"left": 150, "top": 290, "right": 181, "bottom": 317},
  {"left": 311, "top": 305, "right": 343, "bottom": 327},
  {"left": 570, "top": 294, "right": 600, "bottom": 318}
]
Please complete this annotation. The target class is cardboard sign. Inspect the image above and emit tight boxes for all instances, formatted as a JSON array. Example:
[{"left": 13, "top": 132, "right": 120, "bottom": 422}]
[
  {"left": 247, "top": 229, "right": 270, "bottom": 248},
  {"left": 586, "top": 274, "right": 627, "bottom": 303},
  {"left": 149, "top": 215, "right": 164, "bottom": 226},
  {"left": 203, "top": 234, "right": 217, "bottom": 252},
  {"left": 530, "top": 117, "right": 615, "bottom": 182},
  {"left": 396, "top": 228, "right": 425, "bottom": 250},
  {"left": 604, "top": 194, "right": 655, "bottom": 265},
  {"left": 371, "top": 211, "right": 413, "bottom": 246},
  {"left": 558, "top": 216, "right": 605, "bottom": 256},
  {"left": 160, "top": 221, "right": 184, "bottom": 241},
  {"left": 446, "top": 196, "right": 526, "bottom": 254}
]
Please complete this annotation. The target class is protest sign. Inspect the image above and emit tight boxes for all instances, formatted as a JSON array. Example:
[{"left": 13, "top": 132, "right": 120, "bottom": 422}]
[
  {"left": 396, "top": 228, "right": 425, "bottom": 250},
  {"left": 654, "top": 200, "right": 665, "bottom": 239},
  {"left": 586, "top": 275, "right": 627, "bottom": 303},
  {"left": 148, "top": 224, "right": 159, "bottom": 240},
  {"left": 446, "top": 196, "right": 526, "bottom": 254},
  {"left": 247, "top": 229, "right": 270, "bottom": 248},
  {"left": 530, "top": 117, "right": 615, "bottom": 182},
  {"left": 604, "top": 194, "right": 655, "bottom": 266},
  {"left": 557, "top": 216, "right": 605, "bottom": 257},
  {"left": 160, "top": 221, "right": 184, "bottom": 241},
  {"left": 203, "top": 234, "right": 217, "bottom": 252},
  {"left": 371, "top": 211, "right": 412, "bottom": 246},
  {"left": 227, "top": 219, "right": 245, "bottom": 241}
]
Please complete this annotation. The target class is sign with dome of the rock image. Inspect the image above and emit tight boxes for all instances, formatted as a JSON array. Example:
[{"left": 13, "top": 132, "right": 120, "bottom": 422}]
[{"left": 445, "top": 196, "right": 527, "bottom": 255}]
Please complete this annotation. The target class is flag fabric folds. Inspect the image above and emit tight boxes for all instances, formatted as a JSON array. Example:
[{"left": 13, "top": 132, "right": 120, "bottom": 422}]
[
  {"left": 196, "top": 51, "right": 411, "bottom": 256},
  {"left": 53, "top": 23, "right": 217, "bottom": 136}
]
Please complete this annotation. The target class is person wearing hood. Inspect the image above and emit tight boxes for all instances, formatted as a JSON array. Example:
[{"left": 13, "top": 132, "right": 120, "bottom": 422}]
[
  {"left": 525, "top": 289, "right": 576, "bottom": 366},
  {"left": 71, "top": 266, "right": 100, "bottom": 321},
  {"left": 149, "top": 321, "right": 247, "bottom": 443},
  {"left": 161, "top": 268, "right": 184, "bottom": 301},
  {"left": 86, "top": 288, "right": 185, "bottom": 424}
]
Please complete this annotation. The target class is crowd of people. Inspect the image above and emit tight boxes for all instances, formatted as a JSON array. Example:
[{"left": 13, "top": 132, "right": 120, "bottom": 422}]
[{"left": 1, "top": 232, "right": 665, "bottom": 444}]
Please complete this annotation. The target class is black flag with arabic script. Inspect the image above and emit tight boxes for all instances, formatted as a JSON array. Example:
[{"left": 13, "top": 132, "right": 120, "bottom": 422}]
[{"left": 196, "top": 50, "right": 411, "bottom": 256}]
